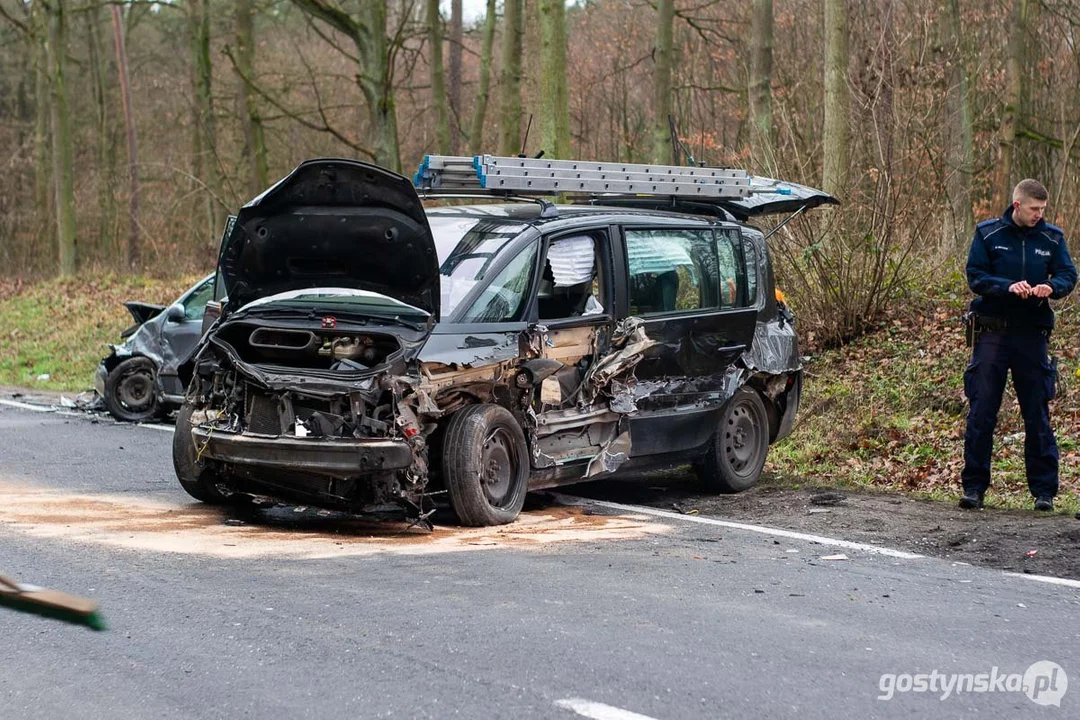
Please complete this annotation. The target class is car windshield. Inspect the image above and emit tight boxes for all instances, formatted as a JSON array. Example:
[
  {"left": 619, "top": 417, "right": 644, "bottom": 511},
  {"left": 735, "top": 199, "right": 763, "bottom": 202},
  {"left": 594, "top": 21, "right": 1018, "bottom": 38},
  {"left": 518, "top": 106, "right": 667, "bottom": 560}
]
[
  {"left": 241, "top": 288, "right": 430, "bottom": 319},
  {"left": 427, "top": 214, "right": 530, "bottom": 318}
]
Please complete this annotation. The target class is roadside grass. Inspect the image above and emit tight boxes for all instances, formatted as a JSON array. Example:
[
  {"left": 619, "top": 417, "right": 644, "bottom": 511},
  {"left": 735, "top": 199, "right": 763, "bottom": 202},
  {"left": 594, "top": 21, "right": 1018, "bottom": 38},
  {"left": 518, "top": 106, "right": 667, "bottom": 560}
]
[
  {"left": 0, "top": 274, "right": 201, "bottom": 392},
  {"left": 767, "top": 279, "right": 1080, "bottom": 516}
]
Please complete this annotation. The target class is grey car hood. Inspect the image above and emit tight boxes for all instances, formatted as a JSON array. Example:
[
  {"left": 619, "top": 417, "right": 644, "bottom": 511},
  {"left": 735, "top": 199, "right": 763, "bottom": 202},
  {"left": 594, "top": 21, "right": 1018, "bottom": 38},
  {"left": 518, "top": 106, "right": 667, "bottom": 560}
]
[{"left": 219, "top": 159, "right": 440, "bottom": 319}]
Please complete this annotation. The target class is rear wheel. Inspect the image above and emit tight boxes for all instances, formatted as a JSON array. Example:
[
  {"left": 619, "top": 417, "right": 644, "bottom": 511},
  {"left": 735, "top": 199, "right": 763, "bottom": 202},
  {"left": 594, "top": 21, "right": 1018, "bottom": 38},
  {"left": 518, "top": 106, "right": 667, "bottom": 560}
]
[
  {"left": 697, "top": 387, "right": 769, "bottom": 493},
  {"left": 103, "top": 357, "right": 158, "bottom": 422},
  {"left": 173, "top": 403, "right": 229, "bottom": 504},
  {"left": 441, "top": 404, "right": 530, "bottom": 526}
]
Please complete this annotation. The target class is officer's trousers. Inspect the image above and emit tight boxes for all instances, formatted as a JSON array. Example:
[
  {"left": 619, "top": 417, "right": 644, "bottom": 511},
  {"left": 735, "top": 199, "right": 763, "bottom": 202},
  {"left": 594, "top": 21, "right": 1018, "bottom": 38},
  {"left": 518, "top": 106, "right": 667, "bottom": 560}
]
[{"left": 961, "top": 329, "right": 1058, "bottom": 498}]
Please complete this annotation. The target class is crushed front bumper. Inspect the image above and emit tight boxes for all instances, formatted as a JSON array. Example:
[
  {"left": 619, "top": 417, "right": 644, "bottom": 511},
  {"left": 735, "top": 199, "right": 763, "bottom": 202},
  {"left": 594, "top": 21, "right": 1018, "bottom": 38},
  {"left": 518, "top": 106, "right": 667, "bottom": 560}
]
[{"left": 191, "top": 428, "right": 413, "bottom": 476}]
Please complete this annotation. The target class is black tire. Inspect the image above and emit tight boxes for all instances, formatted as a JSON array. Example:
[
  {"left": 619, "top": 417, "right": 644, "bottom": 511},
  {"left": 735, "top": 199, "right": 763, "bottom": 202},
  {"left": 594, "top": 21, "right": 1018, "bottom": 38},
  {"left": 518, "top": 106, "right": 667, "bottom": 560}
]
[
  {"left": 441, "top": 404, "right": 530, "bottom": 526},
  {"left": 173, "top": 403, "right": 229, "bottom": 504},
  {"left": 697, "top": 387, "right": 770, "bottom": 494},
  {"left": 103, "top": 357, "right": 159, "bottom": 422}
]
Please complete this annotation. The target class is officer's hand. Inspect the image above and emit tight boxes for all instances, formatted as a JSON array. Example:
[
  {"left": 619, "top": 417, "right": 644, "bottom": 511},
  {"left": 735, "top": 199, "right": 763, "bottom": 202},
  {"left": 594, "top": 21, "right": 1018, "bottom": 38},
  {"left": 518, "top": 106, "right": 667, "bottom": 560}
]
[
  {"left": 1031, "top": 283, "right": 1053, "bottom": 299},
  {"left": 1009, "top": 281, "right": 1033, "bottom": 297}
]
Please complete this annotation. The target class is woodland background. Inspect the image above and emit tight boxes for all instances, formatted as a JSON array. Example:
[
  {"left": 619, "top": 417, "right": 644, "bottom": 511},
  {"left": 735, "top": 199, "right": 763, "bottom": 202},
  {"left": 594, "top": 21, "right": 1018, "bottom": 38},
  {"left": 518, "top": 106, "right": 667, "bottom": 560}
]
[{"left": 2, "top": 0, "right": 1080, "bottom": 344}]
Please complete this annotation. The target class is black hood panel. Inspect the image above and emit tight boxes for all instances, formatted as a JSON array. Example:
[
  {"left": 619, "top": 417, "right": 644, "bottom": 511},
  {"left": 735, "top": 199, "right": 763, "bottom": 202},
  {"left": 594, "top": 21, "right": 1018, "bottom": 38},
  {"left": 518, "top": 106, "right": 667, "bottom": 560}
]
[{"left": 220, "top": 159, "right": 439, "bottom": 318}]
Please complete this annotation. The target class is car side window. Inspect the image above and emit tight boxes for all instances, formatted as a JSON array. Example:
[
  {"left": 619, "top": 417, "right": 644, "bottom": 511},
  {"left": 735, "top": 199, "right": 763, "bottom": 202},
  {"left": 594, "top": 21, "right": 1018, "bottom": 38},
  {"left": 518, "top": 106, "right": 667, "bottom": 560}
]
[
  {"left": 625, "top": 228, "right": 718, "bottom": 315},
  {"left": 183, "top": 279, "right": 216, "bottom": 321},
  {"left": 459, "top": 241, "right": 537, "bottom": 323},
  {"left": 715, "top": 231, "right": 741, "bottom": 308},
  {"left": 538, "top": 232, "right": 607, "bottom": 320},
  {"left": 741, "top": 235, "right": 759, "bottom": 306}
]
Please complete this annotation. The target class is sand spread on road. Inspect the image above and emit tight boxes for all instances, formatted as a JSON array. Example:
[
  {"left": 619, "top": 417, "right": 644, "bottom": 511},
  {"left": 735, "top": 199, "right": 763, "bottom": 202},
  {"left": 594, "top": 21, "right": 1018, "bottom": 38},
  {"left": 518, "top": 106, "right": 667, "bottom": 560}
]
[{"left": 0, "top": 482, "right": 668, "bottom": 559}]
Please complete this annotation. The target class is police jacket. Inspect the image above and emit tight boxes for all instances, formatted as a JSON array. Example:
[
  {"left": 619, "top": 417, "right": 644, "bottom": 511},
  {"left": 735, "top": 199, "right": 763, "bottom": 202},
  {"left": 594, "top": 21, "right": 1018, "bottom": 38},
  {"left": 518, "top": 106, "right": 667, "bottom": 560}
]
[{"left": 966, "top": 206, "right": 1077, "bottom": 329}]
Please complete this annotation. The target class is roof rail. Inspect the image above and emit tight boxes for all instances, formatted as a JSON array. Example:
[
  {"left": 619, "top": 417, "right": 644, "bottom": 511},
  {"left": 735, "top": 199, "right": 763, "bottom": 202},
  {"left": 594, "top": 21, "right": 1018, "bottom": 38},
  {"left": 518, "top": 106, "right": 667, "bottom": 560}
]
[{"left": 413, "top": 154, "right": 777, "bottom": 201}]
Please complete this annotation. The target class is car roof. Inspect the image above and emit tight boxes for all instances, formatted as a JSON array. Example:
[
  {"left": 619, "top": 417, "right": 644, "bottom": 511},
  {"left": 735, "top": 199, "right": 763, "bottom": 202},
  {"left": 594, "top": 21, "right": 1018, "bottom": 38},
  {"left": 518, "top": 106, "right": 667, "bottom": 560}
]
[{"left": 424, "top": 202, "right": 733, "bottom": 230}]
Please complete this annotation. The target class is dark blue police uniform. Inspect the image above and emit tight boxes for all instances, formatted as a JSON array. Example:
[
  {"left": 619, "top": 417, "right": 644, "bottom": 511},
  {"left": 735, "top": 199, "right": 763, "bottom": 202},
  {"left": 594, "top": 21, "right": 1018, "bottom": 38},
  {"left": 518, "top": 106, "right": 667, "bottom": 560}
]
[{"left": 963, "top": 206, "right": 1077, "bottom": 502}]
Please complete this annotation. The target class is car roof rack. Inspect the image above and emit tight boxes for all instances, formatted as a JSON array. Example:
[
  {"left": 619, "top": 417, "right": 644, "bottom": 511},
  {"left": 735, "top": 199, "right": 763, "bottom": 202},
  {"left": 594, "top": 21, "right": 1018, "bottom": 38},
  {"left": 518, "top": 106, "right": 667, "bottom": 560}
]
[{"left": 413, "top": 154, "right": 773, "bottom": 199}]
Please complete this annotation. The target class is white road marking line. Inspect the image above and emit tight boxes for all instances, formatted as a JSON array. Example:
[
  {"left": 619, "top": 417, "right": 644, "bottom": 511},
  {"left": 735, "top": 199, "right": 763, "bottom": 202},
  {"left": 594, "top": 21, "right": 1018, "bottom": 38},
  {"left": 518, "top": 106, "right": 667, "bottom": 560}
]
[
  {"left": 138, "top": 423, "right": 176, "bottom": 434},
  {"left": 555, "top": 698, "right": 659, "bottom": 720},
  {"left": 0, "top": 398, "right": 176, "bottom": 432},
  {"left": 1003, "top": 571, "right": 1080, "bottom": 589},
  {"left": 0, "top": 398, "right": 56, "bottom": 412},
  {"left": 559, "top": 496, "right": 923, "bottom": 559},
  {"left": 569, "top": 495, "right": 1080, "bottom": 588}
]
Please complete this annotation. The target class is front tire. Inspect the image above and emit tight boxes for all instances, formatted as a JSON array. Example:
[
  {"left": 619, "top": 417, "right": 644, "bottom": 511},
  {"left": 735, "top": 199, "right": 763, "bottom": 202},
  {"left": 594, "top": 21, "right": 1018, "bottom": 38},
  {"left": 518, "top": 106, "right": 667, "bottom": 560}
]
[
  {"left": 103, "top": 357, "right": 158, "bottom": 422},
  {"left": 173, "top": 403, "right": 229, "bottom": 504},
  {"left": 441, "top": 404, "right": 530, "bottom": 526},
  {"left": 697, "top": 387, "right": 770, "bottom": 493}
]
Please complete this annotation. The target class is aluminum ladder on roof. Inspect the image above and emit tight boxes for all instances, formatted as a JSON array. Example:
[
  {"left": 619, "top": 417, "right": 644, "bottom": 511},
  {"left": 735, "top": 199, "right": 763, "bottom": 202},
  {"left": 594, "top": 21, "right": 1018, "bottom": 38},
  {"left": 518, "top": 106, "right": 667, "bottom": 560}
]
[{"left": 413, "top": 154, "right": 760, "bottom": 199}]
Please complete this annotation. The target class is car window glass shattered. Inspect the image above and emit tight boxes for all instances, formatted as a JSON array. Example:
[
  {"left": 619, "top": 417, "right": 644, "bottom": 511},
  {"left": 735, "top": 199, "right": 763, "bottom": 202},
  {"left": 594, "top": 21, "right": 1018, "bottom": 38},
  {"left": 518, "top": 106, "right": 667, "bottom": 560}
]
[
  {"left": 626, "top": 229, "right": 718, "bottom": 314},
  {"left": 459, "top": 241, "right": 537, "bottom": 323},
  {"left": 432, "top": 218, "right": 529, "bottom": 318},
  {"left": 546, "top": 236, "right": 594, "bottom": 286}
]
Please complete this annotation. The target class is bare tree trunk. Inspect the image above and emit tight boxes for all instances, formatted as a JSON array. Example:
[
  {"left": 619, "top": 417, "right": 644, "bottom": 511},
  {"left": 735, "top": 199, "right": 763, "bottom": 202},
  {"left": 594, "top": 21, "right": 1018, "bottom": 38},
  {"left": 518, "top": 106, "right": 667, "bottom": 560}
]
[
  {"left": 468, "top": 0, "right": 497, "bottom": 155},
  {"left": 235, "top": 0, "right": 268, "bottom": 197},
  {"left": 31, "top": 0, "right": 52, "bottom": 247},
  {"left": 651, "top": 0, "right": 674, "bottom": 165},
  {"left": 448, "top": 0, "right": 462, "bottom": 153},
  {"left": 994, "top": 0, "right": 1027, "bottom": 210},
  {"left": 359, "top": 1, "right": 400, "bottom": 171},
  {"left": 499, "top": 0, "right": 524, "bottom": 156},
  {"left": 427, "top": 0, "right": 451, "bottom": 154},
  {"left": 748, "top": 0, "right": 774, "bottom": 174},
  {"left": 110, "top": 4, "right": 140, "bottom": 268},
  {"left": 289, "top": 0, "right": 400, "bottom": 172},
  {"left": 939, "top": 0, "right": 974, "bottom": 250},
  {"left": 822, "top": 0, "right": 850, "bottom": 196},
  {"left": 538, "top": 0, "right": 570, "bottom": 158},
  {"left": 188, "top": 0, "right": 226, "bottom": 241},
  {"left": 46, "top": 0, "right": 77, "bottom": 275},
  {"left": 85, "top": 1, "right": 116, "bottom": 260}
]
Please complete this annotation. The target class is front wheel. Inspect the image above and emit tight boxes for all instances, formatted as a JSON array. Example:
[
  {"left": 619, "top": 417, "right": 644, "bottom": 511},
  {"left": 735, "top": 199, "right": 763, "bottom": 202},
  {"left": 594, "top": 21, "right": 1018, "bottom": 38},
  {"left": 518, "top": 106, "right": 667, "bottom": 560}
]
[
  {"left": 441, "top": 404, "right": 530, "bottom": 526},
  {"left": 697, "top": 387, "right": 770, "bottom": 494},
  {"left": 173, "top": 403, "right": 229, "bottom": 504},
  {"left": 103, "top": 357, "right": 158, "bottom": 422}
]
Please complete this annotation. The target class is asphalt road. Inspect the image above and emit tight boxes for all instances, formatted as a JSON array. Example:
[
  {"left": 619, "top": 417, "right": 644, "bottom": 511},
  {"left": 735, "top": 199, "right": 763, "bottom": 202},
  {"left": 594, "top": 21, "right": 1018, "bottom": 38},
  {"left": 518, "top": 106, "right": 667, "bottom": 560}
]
[{"left": 1, "top": 402, "right": 1077, "bottom": 719}]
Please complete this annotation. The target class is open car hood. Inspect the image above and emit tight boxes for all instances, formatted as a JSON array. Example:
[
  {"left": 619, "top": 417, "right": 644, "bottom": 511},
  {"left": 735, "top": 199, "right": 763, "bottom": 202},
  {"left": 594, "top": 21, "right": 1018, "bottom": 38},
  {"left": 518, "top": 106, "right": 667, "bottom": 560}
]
[
  {"left": 718, "top": 176, "right": 839, "bottom": 220},
  {"left": 219, "top": 158, "right": 440, "bottom": 319}
]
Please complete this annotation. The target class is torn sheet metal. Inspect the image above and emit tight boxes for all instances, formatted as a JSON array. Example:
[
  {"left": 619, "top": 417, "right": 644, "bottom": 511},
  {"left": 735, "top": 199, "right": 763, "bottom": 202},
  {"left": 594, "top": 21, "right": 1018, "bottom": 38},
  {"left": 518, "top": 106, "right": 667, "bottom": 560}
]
[
  {"left": 581, "top": 317, "right": 658, "bottom": 396},
  {"left": 741, "top": 316, "right": 801, "bottom": 374},
  {"left": 584, "top": 431, "right": 632, "bottom": 478}
]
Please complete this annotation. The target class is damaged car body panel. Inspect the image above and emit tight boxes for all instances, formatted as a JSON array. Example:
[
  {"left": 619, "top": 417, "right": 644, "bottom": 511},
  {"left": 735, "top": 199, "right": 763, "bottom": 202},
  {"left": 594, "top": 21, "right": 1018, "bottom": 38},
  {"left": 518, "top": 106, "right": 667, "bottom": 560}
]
[
  {"left": 96, "top": 274, "right": 215, "bottom": 421},
  {"left": 175, "top": 159, "right": 826, "bottom": 525}
]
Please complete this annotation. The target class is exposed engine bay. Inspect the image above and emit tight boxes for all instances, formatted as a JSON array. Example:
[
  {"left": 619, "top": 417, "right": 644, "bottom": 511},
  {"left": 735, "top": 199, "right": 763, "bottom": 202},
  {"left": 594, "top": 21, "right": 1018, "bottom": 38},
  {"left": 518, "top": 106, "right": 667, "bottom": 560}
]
[{"left": 213, "top": 322, "right": 404, "bottom": 372}]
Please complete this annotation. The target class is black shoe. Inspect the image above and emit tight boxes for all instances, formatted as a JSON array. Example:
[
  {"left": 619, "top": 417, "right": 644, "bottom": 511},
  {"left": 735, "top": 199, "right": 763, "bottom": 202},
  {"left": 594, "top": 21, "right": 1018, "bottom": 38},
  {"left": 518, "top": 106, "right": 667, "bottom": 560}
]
[
  {"left": 959, "top": 489, "right": 984, "bottom": 509},
  {"left": 1034, "top": 496, "right": 1054, "bottom": 512}
]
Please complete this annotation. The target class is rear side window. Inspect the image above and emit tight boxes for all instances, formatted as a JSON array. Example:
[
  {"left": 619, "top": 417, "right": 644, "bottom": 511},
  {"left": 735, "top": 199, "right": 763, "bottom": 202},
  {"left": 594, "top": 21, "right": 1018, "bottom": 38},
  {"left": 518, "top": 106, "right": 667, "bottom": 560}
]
[
  {"left": 625, "top": 229, "right": 718, "bottom": 315},
  {"left": 741, "top": 235, "right": 759, "bottom": 306},
  {"left": 715, "top": 231, "right": 740, "bottom": 308}
]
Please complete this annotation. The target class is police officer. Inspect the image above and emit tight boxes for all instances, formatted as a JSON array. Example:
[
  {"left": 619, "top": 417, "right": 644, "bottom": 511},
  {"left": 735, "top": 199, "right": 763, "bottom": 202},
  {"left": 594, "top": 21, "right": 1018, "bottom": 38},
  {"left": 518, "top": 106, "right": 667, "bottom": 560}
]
[{"left": 961, "top": 179, "right": 1077, "bottom": 511}]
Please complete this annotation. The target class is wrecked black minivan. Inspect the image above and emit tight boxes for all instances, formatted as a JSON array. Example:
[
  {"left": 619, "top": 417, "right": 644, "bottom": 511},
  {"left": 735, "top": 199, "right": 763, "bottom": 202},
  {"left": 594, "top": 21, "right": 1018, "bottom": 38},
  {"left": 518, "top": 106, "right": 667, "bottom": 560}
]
[{"left": 173, "top": 158, "right": 836, "bottom": 525}]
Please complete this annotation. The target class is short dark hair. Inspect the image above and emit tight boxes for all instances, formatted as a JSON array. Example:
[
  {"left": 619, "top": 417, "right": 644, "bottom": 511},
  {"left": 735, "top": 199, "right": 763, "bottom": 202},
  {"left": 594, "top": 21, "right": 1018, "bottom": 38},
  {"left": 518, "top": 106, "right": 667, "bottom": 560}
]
[{"left": 1013, "top": 179, "right": 1049, "bottom": 202}]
